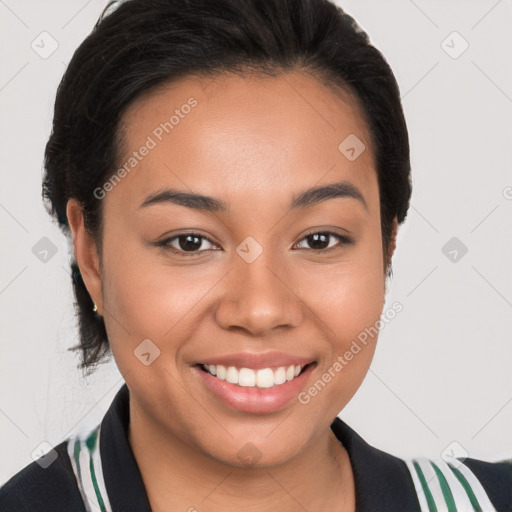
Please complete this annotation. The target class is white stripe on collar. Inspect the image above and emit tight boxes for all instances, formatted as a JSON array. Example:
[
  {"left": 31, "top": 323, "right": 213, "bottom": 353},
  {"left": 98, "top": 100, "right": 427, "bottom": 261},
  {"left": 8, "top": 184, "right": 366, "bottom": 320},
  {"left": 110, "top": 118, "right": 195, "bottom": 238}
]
[
  {"left": 66, "top": 420, "right": 497, "bottom": 512},
  {"left": 67, "top": 424, "right": 112, "bottom": 512},
  {"left": 404, "top": 455, "right": 496, "bottom": 511}
]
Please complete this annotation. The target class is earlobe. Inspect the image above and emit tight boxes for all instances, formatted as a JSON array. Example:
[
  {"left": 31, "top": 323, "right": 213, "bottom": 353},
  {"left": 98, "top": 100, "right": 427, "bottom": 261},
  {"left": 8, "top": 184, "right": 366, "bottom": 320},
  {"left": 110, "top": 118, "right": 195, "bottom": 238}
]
[{"left": 66, "top": 199, "right": 103, "bottom": 315}]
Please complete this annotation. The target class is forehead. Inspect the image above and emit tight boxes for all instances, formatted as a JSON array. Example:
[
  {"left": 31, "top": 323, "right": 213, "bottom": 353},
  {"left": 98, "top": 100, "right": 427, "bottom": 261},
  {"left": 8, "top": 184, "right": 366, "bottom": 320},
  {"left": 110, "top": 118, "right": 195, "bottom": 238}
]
[{"left": 112, "top": 70, "right": 378, "bottom": 213}]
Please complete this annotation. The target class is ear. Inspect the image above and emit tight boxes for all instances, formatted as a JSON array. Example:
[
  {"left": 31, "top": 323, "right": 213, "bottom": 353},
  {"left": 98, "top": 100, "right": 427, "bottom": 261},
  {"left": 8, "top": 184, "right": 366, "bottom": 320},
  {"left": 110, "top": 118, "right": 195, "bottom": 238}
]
[{"left": 66, "top": 199, "right": 104, "bottom": 315}]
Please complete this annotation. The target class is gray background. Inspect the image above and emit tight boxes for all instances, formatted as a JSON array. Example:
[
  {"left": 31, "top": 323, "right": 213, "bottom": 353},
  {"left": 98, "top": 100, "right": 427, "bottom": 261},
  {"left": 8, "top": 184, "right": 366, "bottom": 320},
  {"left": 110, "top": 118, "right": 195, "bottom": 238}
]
[{"left": 1, "top": 0, "right": 511, "bottom": 483}]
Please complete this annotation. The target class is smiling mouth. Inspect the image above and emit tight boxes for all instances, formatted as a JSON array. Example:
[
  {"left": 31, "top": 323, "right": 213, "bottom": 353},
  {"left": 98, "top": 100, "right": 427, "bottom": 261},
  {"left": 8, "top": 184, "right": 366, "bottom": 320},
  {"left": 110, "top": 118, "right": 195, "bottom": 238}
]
[{"left": 196, "top": 362, "right": 315, "bottom": 389}]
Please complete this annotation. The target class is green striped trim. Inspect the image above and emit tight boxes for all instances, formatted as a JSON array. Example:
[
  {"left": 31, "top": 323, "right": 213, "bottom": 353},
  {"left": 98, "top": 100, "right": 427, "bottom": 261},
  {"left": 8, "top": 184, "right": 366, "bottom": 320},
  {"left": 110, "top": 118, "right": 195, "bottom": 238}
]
[
  {"left": 86, "top": 428, "right": 107, "bottom": 512},
  {"left": 406, "top": 456, "right": 497, "bottom": 512},
  {"left": 412, "top": 460, "right": 438, "bottom": 512},
  {"left": 431, "top": 461, "right": 457, "bottom": 512},
  {"left": 447, "top": 462, "right": 482, "bottom": 512},
  {"left": 73, "top": 438, "right": 81, "bottom": 475},
  {"left": 67, "top": 424, "right": 112, "bottom": 512}
]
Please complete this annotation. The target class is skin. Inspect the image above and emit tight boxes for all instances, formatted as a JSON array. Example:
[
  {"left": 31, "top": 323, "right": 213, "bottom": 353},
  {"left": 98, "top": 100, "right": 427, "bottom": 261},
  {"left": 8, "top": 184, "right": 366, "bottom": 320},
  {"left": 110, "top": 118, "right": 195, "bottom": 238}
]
[{"left": 67, "top": 70, "right": 398, "bottom": 511}]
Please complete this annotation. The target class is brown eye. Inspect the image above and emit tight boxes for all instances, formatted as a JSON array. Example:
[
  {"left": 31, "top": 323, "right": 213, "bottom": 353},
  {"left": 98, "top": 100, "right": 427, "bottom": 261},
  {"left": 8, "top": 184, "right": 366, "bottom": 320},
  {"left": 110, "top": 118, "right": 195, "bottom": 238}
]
[
  {"left": 156, "top": 233, "right": 219, "bottom": 255},
  {"left": 295, "top": 232, "right": 352, "bottom": 251}
]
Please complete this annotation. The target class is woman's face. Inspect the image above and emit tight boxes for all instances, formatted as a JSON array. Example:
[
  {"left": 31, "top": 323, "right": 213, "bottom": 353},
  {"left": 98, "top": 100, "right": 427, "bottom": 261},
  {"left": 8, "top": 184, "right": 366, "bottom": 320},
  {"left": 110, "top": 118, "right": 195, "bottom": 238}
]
[{"left": 74, "top": 71, "right": 392, "bottom": 466}]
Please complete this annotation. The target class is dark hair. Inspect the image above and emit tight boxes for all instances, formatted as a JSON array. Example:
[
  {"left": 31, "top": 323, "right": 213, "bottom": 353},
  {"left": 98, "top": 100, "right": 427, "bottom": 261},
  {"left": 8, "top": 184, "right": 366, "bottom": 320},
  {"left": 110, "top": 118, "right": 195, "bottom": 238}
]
[{"left": 42, "top": 0, "right": 412, "bottom": 373}]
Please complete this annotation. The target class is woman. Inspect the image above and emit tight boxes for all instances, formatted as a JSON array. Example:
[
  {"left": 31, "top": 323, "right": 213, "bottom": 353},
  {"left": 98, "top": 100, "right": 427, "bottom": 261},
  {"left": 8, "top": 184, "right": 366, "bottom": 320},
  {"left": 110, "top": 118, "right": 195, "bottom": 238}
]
[{"left": 1, "top": 0, "right": 510, "bottom": 510}]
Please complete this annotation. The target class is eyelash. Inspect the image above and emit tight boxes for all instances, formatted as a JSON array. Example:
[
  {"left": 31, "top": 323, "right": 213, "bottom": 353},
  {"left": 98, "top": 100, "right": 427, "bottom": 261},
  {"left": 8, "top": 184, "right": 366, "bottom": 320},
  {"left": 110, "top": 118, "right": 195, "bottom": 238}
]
[{"left": 154, "top": 231, "right": 353, "bottom": 256}]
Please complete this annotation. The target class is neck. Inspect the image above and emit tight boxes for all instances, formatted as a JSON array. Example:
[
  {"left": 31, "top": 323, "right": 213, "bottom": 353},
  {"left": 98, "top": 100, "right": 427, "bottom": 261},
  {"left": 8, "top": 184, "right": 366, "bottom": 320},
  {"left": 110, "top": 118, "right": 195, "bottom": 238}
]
[{"left": 128, "top": 402, "right": 355, "bottom": 512}]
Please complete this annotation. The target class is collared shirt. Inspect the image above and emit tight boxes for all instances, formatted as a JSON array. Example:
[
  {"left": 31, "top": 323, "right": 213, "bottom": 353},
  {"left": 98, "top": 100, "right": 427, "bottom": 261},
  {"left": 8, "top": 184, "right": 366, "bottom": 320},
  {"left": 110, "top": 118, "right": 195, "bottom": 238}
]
[{"left": 1, "top": 383, "right": 511, "bottom": 511}]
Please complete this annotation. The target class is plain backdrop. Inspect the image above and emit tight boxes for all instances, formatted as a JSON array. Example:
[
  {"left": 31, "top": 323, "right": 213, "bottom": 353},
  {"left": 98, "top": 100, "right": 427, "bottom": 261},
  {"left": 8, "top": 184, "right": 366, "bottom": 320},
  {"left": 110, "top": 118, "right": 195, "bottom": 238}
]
[{"left": 1, "top": 0, "right": 511, "bottom": 483}]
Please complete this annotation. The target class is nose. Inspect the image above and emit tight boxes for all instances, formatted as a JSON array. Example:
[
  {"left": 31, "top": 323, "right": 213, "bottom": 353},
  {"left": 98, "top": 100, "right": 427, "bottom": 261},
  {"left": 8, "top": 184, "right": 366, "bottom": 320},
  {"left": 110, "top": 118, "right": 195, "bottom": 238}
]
[{"left": 215, "top": 252, "right": 303, "bottom": 336}]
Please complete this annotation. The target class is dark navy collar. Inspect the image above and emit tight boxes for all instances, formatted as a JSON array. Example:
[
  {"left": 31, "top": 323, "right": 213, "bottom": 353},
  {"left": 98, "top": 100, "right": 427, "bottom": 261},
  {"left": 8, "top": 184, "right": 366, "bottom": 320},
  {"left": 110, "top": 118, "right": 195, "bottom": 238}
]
[
  {"left": 100, "top": 384, "right": 152, "bottom": 511},
  {"left": 100, "top": 384, "right": 421, "bottom": 512},
  {"left": 330, "top": 416, "right": 420, "bottom": 511}
]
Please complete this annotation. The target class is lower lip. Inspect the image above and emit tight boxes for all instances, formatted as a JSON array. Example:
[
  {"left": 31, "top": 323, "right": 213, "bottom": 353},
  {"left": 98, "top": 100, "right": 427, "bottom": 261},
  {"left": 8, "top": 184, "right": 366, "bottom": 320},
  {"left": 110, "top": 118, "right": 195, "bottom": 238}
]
[{"left": 193, "top": 364, "right": 316, "bottom": 414}]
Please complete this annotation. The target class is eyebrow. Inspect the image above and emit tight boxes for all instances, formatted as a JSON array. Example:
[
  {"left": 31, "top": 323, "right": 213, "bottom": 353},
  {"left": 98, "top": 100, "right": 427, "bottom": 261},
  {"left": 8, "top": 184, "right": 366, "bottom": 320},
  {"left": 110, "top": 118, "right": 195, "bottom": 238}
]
[{"left": 138, "top": 180, "right": 367, "bottom": 213}]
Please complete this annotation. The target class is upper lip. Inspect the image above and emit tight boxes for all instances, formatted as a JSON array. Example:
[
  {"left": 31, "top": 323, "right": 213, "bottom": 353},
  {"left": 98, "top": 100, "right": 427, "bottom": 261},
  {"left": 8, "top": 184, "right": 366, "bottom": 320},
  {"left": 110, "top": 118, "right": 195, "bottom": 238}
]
[{"left": 197, "top": 351, "right": 315, "bottom": 370}]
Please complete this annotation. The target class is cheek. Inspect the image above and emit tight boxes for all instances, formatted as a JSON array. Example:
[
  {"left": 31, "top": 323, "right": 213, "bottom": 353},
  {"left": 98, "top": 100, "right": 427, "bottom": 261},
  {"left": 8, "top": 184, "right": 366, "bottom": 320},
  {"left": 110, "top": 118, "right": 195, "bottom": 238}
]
[
  {"left": 301, "top": 233, "right": 385, "bottom": 342},
  {"left": 318, "top": 262, "right": 384, "bottom": 341},
  {"left": 298, "top": 237, "right": 385, "bottom": 411},
  {"left": 101, "top": 218, "right": 385, "bottom": 378},
  {"left": 98, "top": 229, "right": 216, "bottom": 364}
]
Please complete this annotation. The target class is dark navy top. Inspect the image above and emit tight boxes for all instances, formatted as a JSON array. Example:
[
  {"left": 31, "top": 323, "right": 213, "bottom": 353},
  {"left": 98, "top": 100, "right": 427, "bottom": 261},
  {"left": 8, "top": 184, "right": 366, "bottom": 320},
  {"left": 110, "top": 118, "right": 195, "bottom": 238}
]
[{"left": 1, "top": 384, "right": 511, "bottom": 511}]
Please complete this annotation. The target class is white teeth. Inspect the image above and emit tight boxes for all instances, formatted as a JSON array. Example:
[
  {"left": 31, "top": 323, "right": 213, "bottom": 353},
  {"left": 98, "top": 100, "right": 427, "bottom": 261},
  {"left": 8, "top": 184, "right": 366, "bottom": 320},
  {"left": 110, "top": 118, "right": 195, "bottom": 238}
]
[
  {"left": 216, "top": 365, "right": 226, "bottom": 380},
  {"left": 238, "top": 368, "right": 256, "bottom": 387},
  {"left": 201, "top": 363, "right": 307, "bottom": 388},
  {"left": 256, "top": 368, "right": 274, "bottom": 388},
  {"left": 226, "top": 366, "right": 238, "bottom": 384},
  {"left": 274, "top": 367, "right": 286, "bottom": 385}
]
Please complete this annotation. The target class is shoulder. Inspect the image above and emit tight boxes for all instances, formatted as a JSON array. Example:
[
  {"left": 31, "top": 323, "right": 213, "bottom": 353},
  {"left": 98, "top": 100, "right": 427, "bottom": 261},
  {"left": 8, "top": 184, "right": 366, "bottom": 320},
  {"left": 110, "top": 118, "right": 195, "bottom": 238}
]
[
  {"left": 0, "top": 439, "right": 86, "bottom": 512},
  {"left": 331, "top": 416, "right": 512, "bottom": 511},
  {"left": 403, "top": 454, "right": 512, "bottom": 512}
]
